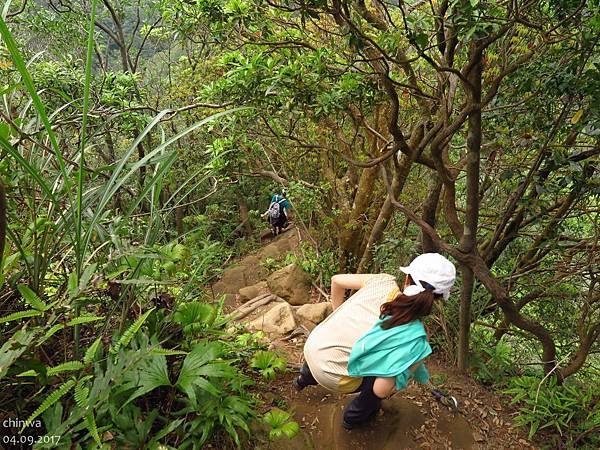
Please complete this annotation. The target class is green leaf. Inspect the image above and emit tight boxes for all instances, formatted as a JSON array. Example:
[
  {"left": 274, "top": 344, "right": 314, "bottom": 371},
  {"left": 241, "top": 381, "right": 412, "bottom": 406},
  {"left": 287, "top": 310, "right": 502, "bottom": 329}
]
[
  {"left": 148, "top": 418, "right": 184, "bottom": 444},
  {"left": 74, "top": 377, "right": 92, "bottom": 407},
  {"left": 86, "top": 411, "right": 101, "bottom": 446},
  {"left": 123, "top": 354, "right": 171, "bottom": 408},
  {"left": 110, "top": 308, "right": 155, "bottom": 354},
  {"left": 78, "top": 263, "right": 98, "bottom": 293},
  {"left": 175, "top": 341, "right": 232, "bottom": 402},
  {"left": 280, "top": 421, "right": 300, "bottom": 438},
  {"left": 17, "top": 285, "right": 48, "bottom": 311},
  {"left": 0, "top": 122, "right": 9, "bottom": 140},
  {"left": 150, "top": 347, "right": 188, "bottom": 356},
  {"left": 250, "top": 350, "right": 286, "bottom": 380},
  {"left": 22, "top": 379, "right": 76, "bottom": 431},
  {"left": 40, "top": 324, "right": 66, "bottom": 344},
  {"left": 66, "top": 315, "right": 104, "bottom": 326},
  {"left": 0, "top": 309, "right": 43, "bottom": 323},
  {"left": 0, "top": 15, "right": 69, "bottom": 183},
  {"left": 67, "top": 271, "right": 78, "bottom": 298},
  {"left": 47, "top": 361, "right": 85, "bottom": 376},
  {"left": 84, "top": 337, "right": 102, "bottom": 364},
  {"left": 0, "top": 329, "right": 36, "bottom": 380},
  {"left": 173, "top": 302, "right": 217, "bottom": 335},
  {"left": 264, "top": 408, "right": 299, "bottom": 441}
]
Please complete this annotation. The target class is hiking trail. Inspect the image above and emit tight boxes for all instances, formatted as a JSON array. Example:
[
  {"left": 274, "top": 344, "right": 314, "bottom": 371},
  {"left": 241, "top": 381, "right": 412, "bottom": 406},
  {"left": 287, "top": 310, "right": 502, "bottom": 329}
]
[{"left": 211, "top": 228, "right": 537, "bottom": 450}]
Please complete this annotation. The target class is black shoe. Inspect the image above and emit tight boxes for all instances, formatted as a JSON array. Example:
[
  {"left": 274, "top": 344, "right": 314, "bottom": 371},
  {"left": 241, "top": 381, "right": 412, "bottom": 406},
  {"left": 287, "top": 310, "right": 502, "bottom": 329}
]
[
  {"left": 342, "top": 409, "right": 378, "bottom": 430},
  {"left": 292, "top": 376, "right": 306, "bottom": 391}
]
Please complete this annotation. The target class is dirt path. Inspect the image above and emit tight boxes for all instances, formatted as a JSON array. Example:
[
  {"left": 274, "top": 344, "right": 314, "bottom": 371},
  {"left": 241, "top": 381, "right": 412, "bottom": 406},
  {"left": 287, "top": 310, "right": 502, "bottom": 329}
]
[{"left": 211, "top": 229, "right": 536, "bottom": 450}]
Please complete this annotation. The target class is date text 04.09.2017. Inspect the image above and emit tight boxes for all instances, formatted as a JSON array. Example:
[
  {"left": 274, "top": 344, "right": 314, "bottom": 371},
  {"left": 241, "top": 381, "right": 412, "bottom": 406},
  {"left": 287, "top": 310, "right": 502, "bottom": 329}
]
[{"left": 2, "top": 435, "right": 61, "bottom": 445}]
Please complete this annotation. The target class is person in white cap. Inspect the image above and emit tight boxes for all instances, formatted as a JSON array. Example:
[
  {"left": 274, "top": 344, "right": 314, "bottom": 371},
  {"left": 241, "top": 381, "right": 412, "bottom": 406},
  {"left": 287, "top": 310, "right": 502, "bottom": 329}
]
[{"left": 294, "top": 253, "right": 456, "bottom": 429}]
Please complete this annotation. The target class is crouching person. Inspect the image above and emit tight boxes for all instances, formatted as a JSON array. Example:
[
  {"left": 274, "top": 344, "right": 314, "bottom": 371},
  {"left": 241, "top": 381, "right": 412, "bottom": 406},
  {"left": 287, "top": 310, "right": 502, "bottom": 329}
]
[{"left": 293, "top": 253, "right": 456, "bottom": 429}]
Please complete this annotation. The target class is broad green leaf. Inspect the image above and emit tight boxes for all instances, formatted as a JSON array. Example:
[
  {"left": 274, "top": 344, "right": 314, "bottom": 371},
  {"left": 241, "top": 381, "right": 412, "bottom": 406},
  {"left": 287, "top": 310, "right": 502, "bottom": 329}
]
[
  {"left": 40, "top": 324, "right": 65, "bottom": 344},
  {"left": 175, "top": 341, "right": 231, "bottom": 402},
  {"left": 0, "top": 329, "right": 36, "bottom": 380},
  {"left": 123, "top": 354, "right": 170, "bottom": 407}
]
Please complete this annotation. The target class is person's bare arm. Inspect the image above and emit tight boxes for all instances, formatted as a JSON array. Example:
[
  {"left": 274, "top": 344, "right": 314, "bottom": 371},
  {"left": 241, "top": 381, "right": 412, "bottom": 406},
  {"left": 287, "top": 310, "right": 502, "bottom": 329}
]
[{"left": 330, "top": 274, "right": 380, "bottom": 310}]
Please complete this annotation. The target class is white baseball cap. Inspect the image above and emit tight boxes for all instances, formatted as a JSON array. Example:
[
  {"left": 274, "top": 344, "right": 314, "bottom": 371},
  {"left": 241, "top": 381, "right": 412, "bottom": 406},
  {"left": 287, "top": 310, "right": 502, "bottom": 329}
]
[{"left": 399, "top": 253, "right": 456, "bottom": 300}]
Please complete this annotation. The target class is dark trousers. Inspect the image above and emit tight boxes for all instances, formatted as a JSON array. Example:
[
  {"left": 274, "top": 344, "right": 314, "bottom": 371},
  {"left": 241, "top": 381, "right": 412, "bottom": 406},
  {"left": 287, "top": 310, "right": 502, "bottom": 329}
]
[{"left": 297, "top": 362, "right": 382, "bottom": 426}]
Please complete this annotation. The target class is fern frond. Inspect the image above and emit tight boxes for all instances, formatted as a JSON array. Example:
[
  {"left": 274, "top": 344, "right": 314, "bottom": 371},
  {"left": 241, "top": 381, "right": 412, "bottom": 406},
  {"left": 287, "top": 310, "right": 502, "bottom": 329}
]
[
  {"left": 150, "top": 347, "right": 188, "bottom": 356},
  {"left": 84, "top": 337, "right": 102, "bottom": 364},
  {"left": 17, "top": 285, "right": 49, "bottom": 311},
  {"left": 47, "top": 361, "right": 85, "bottom": 376},
  {"left": 110, "top": 308, "right": 155, "bottom": 355},
  {"left": 16, "top": 370, "right": 38, "bottom": 377},
  {"left": 74, "top": 376, "right": 92, "bottom": 407},
  {"left": 86, "top": 411, "right": 101, "bottom": 445},
  {"left": 22, "top": 379, "right": 76, "bottom": 431},
  {"left": 0, "top": 309, "right": 42, "bottom": 323},
  {"left": 66, "top": 315, "right": 104, "bottom": 326},
  {"left": 40, "top": 324, "right": 65, "bottom": 344}
]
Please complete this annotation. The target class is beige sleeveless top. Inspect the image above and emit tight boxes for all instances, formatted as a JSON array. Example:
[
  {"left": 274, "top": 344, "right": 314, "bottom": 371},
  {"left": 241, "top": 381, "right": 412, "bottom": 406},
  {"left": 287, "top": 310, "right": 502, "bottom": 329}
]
[{"left": 303, "top": 274, "right": 399, "bottom": 393}]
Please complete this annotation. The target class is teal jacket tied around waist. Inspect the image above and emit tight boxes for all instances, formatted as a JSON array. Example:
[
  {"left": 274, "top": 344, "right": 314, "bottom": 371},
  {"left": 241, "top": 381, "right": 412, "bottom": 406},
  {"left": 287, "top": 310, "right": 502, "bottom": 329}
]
[{"left": 348, "top": 318, "right": 432, "bottom": 390}]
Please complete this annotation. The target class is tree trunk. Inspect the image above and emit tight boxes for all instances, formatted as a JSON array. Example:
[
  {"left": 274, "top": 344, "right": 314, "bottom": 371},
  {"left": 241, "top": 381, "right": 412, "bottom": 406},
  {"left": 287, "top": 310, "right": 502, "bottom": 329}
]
[
  {"left": 458, "top": 267, "right": 474, "bottom": 370},
  {"left": 457, "top": 42, "right": 482, "bottom": 372},
  {"left": 421, "top": 174, "right": 442, "bottom": 253},
  {"left": 339, "top": 166, "right": 378, "bottom": 270},
  {"left": 357, "top": 155, "right": 413, "bottom": 272},
  {"left": 237, "top": 195, "right": 253, "bottom": 237}
]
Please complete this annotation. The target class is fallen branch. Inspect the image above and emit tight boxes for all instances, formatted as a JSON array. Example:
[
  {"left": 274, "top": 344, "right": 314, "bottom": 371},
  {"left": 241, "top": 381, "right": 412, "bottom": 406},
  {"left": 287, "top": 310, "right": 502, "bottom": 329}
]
[
  {"left": 230, "top": 294, "right": 284, "bottom": 321},
  {"left": 312, "top": 282, "right": 330, "bottom": 301},
  {"left": 232, "top": 293, "right": 271, "bottom": 312}
]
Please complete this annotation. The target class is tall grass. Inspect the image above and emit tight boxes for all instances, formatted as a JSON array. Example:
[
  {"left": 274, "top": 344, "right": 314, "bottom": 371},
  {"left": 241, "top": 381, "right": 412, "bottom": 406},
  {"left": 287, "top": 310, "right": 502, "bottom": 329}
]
[{"left": 0, "top": 11, "right": 240, "bottom": 326}]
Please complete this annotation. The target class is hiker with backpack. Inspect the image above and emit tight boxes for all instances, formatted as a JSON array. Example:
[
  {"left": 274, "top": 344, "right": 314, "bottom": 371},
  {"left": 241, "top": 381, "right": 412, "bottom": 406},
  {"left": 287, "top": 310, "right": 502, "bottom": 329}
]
[
  {"left": 261, "top": 189, "right": 291, "bottom": 236},
  {"left": 293, "top": 253, "right": 456, "bottom": 429}
]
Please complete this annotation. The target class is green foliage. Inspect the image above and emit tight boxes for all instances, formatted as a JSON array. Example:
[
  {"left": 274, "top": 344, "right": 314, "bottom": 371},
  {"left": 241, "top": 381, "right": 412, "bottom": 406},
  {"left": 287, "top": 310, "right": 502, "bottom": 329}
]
[
  {"left": 504, "top": 376, "right": 600, "bottom": 446},
  {"left": 123, "top": 353, "right": 171, "bottom": 407},
  {"left": 46, "top": 361, "right": 86, "bottom": 377},
  {"left": 17, "top": 285, "right": 49, "bottom": 311},
  {"left": 0, "top": 309, "right": 43, "bottom": 323},
  {"left": 263, "top": 408, "right": 300, "bottom": 440},
  {"left": 111, "top": 308, "right": 156, "bottom": 354},
  {"left": 470, "top": 332, "right": 518, "bottom": 385},
  {"left": 173, "top": 301, "right": 217, "bottom": 335},
  {"left": 23, "top": 379, "right": 76, "bottom": 430},
  {"left": 285, "top": 242, "right": 338, "bottom": 286},
  {"left": 175, "top": 340, "right": 234, "bottom": 401},
  {"left": 261, "top": 256, "right": 283, "bottom": 272},
  {"left": 250, "top": 350, "right": 286, "bottom": 380}
]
